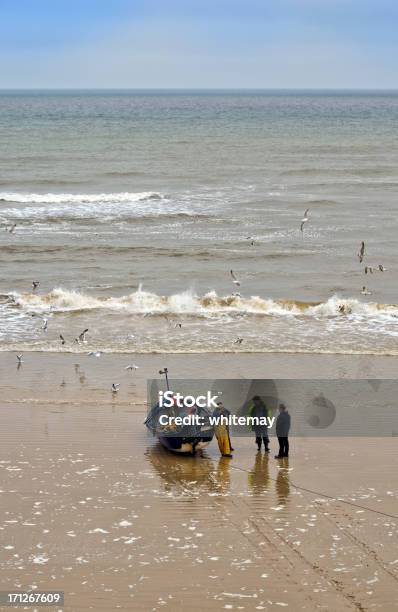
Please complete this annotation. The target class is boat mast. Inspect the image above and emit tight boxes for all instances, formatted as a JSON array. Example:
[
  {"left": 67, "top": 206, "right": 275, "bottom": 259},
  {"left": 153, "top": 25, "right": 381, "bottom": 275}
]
[{"left": 159, "top": 367, "right": 170, "bottom": 390}]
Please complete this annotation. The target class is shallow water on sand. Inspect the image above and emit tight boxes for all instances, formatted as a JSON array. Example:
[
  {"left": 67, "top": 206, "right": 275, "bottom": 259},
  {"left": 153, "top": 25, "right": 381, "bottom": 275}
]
[
  {"left": 1, "top": 403, "right": 397, "bottom": 611},
  {"left": 1, "top": 91, "right": 398, "bottom": 354},
  {"left": 1, "top": 353, "right": 397, "bottom": 610}
]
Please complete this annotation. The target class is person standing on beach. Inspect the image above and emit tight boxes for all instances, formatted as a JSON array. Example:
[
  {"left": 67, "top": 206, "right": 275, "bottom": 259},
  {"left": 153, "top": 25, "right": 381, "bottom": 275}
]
[
  {"left": 275, "top": 403, "right": 291, "bottom": 458},
  {"left": 249, "top": 395, "right": 270, "bottom": 452},
  {"left": 213, "top": 402, "right": 233, "bottom": 457}
]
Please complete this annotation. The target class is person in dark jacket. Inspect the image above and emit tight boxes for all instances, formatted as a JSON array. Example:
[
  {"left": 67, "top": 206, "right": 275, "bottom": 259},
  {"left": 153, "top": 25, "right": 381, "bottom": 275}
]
[
  {"left": 249, "top": 395, "right": 270, "bottom": 452},
  {"left": 275, "top": 403, "right": 290, "bottom": 458}
]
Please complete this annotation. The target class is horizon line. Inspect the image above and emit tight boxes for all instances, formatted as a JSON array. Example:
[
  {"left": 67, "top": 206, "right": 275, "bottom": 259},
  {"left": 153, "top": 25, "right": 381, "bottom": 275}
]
[{"left": 1, "top": 87, "right": 398, "bottom": 92}]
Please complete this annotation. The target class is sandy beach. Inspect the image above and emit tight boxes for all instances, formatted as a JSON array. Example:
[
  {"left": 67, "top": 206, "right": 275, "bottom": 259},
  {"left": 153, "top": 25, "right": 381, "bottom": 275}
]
[{"left": 1, "top": 352, "right": 397, "bottom": 611}]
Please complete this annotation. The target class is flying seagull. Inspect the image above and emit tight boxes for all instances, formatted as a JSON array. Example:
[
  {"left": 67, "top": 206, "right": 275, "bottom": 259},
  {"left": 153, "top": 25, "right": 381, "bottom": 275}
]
[
  {"left": 378, "top": 264, "right": 387, "bottom": 272},
  {"left": 300, "top": 208, "right": 310, "bottom": 232},
  {"left": 125, "top": 364, "right": 139, "bottom": 371},
  {"left": 361, "top": 286, "right": 372, "bottom": 296},
  {"left": 9, "top": 223, "right": 17, "bottom": 234},
  {"left": 78, "top": 329, "right": 89, "bottom": 343},
  {"left": 60, "top": 334, "right": 66, "bottom": 345},
  {"left": 42, "top": 318, "right": 48, "bottom": 331},
  {"left": 338, "top": 303, "right": 353, "bottom": 315},
  {"left": 234, "top": 337, "right": 243, "bottom": 345},
  {"left": 32, "top": 281, "right": 40, "bottom": 291},
  {"left": 16, "top": 354, "right": 23, "bottom": 365},
  {"left": 358, "top": 241, "right": 365, "bottom": 263},
  {"left": 230, "top": 270, "right": 241, "bottom": 286},
  {"left": 111, "top": 383, "right": 120, "bottom": 393},
  {"left": 88, "top": 351, "right": 102, "bottom": 358}
]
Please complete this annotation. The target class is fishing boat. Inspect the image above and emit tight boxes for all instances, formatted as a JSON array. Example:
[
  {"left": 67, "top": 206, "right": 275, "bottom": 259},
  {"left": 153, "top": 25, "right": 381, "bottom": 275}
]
[{"left": 144, "top": 368, "right": 214, "bottom": 454}]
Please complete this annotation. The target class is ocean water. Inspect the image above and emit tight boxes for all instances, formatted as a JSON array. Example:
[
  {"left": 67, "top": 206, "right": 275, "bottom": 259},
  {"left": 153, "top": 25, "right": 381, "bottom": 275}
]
[{"left": 1, "top": 90, "right": 398, "bottom": 354}]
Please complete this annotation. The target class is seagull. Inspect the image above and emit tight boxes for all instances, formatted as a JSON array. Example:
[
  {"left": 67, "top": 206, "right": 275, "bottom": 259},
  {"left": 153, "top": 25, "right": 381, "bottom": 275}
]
[
  {"left": 174, "top": 322, "right": 182, "bottom": 329},
  {"left": 32, "top": 281, "right": 40, "bottom": 291},
  {"left": 42, "top": 318, "right": 48, "bottom": 331},
  {"left": 246, "top": 236, "right": 255, "bottom": 246},
  {"left": 361, "top": 286, "right": 372, "bottom": 296},
  {"left": 300, "top": 208, "right": 310, "bottom": 232},
  {"left": 234, "top": 337, "right": 243, "bottom": 345},
  {"left": 230, "top": 270, "right": 241, "bottom": 286},
  {"left": 365, "top": 266, "right": 373, "bottom": 274},
  {"left": 16, "top": 354, "right": 23, "bottom": 365},
  {"left": 338, "top": 304, "right": 352, "bottom": 315},
  {"left": 9, "top": 223, "right": 17, "bottom": 234},
  {"left": 125, "top": 364, "right": 139, "bottom": 371},
  {"left": 60, "top": 334, "right": 66, "bottom": 345},
  {"left": 78, "top": 329, "right": 89, "bottom": 343},
  {"left": 378, "top": 264, "right": 388, "bottom": 272},
  {"left": 88, "top": 351, "right": 102, "bottom": 358},
  {"left": 358, "top": 241, "right": 365, "bottom": 263},
  {"left": 111, "top": 383, "right": 120, "bottom": 393},
  {"left": 231, "top": 292, "right": 241, "bottom": 298}
]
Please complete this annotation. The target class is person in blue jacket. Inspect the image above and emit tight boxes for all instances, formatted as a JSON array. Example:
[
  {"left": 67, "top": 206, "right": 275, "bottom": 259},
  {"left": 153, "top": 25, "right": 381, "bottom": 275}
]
[{"left": 275, "top": 403, "right": 291, "bottom": 458}]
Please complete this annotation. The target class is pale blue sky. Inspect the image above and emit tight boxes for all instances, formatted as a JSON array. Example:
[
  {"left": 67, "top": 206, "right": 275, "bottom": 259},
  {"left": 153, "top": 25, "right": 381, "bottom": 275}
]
[{"left": 0, "top": 0, "right": 397, "bottom": 88}]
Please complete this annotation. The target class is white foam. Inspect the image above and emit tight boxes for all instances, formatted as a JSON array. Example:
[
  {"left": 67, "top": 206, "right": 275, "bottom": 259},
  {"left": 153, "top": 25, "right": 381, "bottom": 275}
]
[
  {"left": 11, "top": 287, "right": 397, "bottom": 320},
  {"left": 0, "top": 191, "right": 162, "bottom": 204}
]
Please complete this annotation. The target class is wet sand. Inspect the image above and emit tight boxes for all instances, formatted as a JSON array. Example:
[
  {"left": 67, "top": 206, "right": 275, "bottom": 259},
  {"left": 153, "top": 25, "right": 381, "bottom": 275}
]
[{"left": 1, "top": 353, "right": 398, "bottom": 611}]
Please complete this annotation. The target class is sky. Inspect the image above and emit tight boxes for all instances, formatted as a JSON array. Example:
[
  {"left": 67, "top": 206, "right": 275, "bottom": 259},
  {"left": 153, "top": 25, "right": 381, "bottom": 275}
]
[{"left": 0, "top": 0, "right": 397, "bottom": 89}]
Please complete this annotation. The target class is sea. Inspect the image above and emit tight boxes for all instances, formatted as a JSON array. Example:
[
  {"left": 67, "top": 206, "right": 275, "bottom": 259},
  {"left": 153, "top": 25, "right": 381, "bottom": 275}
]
[{"left": 1, "top": 89, "right": 398, "bottom": 354}]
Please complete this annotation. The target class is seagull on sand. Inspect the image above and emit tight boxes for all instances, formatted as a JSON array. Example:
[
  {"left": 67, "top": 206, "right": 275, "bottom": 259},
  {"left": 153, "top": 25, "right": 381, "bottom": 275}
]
[
  {"left": 361, "top": 286, "right": 372, "bottom": 296},
  {"left": 365, "top": 266, "right": 373, "bottom": 274},
  {"left": 358, "top": 241, "right": 365, "bottom": 263},
  {"left": 300, "top": 208, "right": 310, "bottom": 232},
  {"left": 88, "top": 351, "right": 102, "bottom": 358},
  {"left": 378, "top": 264, "right": 388, "bottom": 272},
  {"left": 230, "top": 270, "right": 241, "bottom": 287},
  {"left": 32, "top": 281, "right": 40, "bottom": 291},
  {"left": 42, "top": 318, "right": 48, "bottom": 331},
  {"left": 112, "top": 383, "right": 120, "bottom": 393},
  {"left": 125, "top": 364, "right": 139, "bottom": 371}
]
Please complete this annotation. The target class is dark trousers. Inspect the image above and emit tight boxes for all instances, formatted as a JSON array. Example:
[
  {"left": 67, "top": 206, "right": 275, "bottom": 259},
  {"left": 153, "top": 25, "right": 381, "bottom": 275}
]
[
  {"left": 277, "top": 436, "right": 289, "bottom": 457},
  {"left": 256, "top": 436, "right": 269, "bottom": 449}
]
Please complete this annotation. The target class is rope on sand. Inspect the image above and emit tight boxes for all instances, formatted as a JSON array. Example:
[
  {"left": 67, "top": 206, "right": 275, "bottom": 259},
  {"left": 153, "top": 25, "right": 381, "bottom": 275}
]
[{"left": 230, "top": 463, "right": 398, "bottom": 520}]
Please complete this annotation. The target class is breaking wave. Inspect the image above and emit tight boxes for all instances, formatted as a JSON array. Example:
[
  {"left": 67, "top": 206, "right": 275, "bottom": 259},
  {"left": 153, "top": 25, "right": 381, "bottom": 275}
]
[
  {"left": 8, "top": 288, "right": 398, "bottom": 319},
  {"left": 0, "top": 191, "right": 209, "bottom": 224},
  {"left": 0, "top": 191, "right": 164, "bottom": 204}
]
